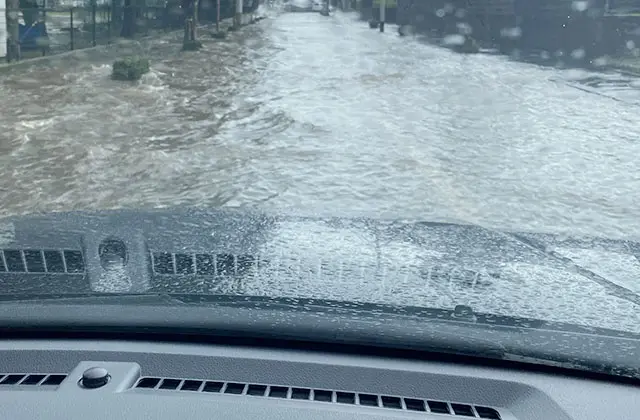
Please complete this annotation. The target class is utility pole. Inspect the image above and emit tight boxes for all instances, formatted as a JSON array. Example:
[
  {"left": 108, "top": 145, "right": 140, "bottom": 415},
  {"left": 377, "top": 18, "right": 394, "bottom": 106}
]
[
  {"left": 379, "top": 0, "right": 385, "bottom": 32},
  {"left": 234, "top": 0, "right": 242, "bottom": 29},
  {"left": 216, "top": 0, "right": 220, "bottom": 32}
]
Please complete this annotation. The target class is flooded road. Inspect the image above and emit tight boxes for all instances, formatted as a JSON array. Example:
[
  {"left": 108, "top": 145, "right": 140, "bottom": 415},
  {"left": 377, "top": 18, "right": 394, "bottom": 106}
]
[{"left": 2, "top": 11, "right": 640, "bottom": 239}]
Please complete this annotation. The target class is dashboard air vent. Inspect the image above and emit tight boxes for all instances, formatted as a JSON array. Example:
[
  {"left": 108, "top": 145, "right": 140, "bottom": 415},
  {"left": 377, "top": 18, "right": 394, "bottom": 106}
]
[
  {"left": 134, "top": 377, "right": 501, "bottom": 419},
  {"left": 0, "top": 374, "right": 67, "bottom": 386}
]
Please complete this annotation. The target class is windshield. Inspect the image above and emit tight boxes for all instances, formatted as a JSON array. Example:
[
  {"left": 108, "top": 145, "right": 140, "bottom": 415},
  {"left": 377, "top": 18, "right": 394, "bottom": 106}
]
[{"left": 1, "top": 0, "right": 639, "bottom": 377}]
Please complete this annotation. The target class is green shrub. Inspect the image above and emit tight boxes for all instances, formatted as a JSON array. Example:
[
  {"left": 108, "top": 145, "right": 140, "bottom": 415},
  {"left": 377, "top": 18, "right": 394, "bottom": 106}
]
[{"left": 111, "top": 57, "right": 150, "bottom": 81}]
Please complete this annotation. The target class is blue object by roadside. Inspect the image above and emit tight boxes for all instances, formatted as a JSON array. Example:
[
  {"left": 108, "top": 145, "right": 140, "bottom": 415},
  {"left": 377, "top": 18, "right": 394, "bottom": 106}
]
[{"left": 19, "top": 22, "right": 49, "bottom": 50}]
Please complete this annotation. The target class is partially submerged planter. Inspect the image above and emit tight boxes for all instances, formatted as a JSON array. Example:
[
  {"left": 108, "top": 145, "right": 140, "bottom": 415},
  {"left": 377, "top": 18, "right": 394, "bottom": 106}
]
[
  {"left": 398, "top": 25, "right": 412, "bottom": 37},
  {"left": 457, "top": 36, "right": 480, "bottom": 54},
  {"left": 211, "top": 30, "right": 227, "bottom": 39},
  {"left": 112, "top": 57, "right": 150, "bottom": 81},
  {"left": 442, "top": 34, "right": 480, "bottom": 54},
  {"left": 182, "top": 40, "right": 203, "bottom": 51},
  {"left": 368, "top": 20, "right": 379, "bottom": 29}
]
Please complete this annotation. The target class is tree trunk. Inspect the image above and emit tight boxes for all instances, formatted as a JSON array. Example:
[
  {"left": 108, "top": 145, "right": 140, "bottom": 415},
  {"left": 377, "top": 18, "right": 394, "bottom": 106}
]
[
  {"left": 234, "top": 0, "right": 241, "bottom": 28},
  {"left": 121, "top": 0, "right": 136, "bottom": 38},
  {"left": 194, "top": 0, "right": 199, "bottom": 23},
  {"left": 7, "top": 0, "right": 20, "bottom": 61},
  {"left": 183, "top": 18, "right": 190, "bottom": 42},
  {"left": 183, "top": 0, "right": 198, "bottom": 40},
  {"left": 192, "top": 0, "right": 198, "bottom": 38}
]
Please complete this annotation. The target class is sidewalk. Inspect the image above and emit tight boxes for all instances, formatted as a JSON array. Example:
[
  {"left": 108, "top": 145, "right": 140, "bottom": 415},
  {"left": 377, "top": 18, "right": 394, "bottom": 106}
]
[
  {"left": 607, "top": 56, "right": 640, "bottom": 76},
  {"left": 410, "top": 29, "right": 640, "bottom": 78}
]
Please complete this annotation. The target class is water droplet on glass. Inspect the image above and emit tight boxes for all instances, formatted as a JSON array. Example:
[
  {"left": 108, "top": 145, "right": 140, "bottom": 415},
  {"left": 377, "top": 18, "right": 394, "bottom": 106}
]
[
  {"left": 501, "top": 27, "right": 522, "bottom": 39},
  {"left": 443, "top": 34, "right": 465, "bottom": 46},
  {"left": 572, "top": 1, "right": 589, "bottom": 12},
  {"left": 457, "top": 22, "right": 472, "bottom": 35},
  {"left": 571, "top": 48, "right": 586, "bottom": 59},
  {"left": 593, "top": 56, "right": 608, "bottom": 66}
]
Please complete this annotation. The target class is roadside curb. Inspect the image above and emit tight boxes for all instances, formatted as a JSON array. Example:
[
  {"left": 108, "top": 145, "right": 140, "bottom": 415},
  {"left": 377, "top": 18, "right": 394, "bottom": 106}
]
[
  {"left": 607, "top": 64, "right": 640, "bottom": 77},
  {"left": 0, "top": 34, "right": 160, "bottom": 72}
]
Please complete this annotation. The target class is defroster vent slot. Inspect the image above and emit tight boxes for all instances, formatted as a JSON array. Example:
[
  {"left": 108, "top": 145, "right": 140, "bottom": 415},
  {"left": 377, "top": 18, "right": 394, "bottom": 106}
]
[{"left": 133, "top": 376, "right": 501, "bottom": 419}]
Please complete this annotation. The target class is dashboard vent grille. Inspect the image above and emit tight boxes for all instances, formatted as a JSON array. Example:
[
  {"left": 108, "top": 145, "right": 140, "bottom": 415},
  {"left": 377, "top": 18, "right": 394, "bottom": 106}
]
[
  {"left": 0, "top": 374, "right": 67, "bottom": 386},
  {"left": 133, "top": 377, "right": 501, "bottom": 419},
  {"left": 151, "top": 252, "right": 254, "bottom": 276},
  {"left": 0, "top": 249, "right": 85, "bottom": 274}
]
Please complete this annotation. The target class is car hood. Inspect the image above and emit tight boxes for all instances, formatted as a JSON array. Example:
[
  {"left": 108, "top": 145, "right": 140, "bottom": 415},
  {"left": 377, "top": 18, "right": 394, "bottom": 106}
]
[{"left": 0, "top": 208, "right": 639, "bottom": 334}]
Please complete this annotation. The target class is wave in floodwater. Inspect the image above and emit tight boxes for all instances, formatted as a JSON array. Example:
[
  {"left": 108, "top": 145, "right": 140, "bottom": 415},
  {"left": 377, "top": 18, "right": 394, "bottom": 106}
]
[{"left": 1, "top": 12, "right": 640, "bottom": 241}]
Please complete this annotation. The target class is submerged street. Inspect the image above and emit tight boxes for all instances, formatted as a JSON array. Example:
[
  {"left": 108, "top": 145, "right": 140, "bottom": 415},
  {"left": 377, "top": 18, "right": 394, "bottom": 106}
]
[{"left": 2, "top": 10, "right": 640, "bottom": 240}]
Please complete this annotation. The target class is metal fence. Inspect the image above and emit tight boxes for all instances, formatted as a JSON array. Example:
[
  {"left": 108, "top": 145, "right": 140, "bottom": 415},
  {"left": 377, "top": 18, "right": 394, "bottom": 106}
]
[
  {"left": 3, "top": 0, "right": 261, "bottom": 61},
  {"left": 3, "top": 3, "right": 169, "bottom": 61}
]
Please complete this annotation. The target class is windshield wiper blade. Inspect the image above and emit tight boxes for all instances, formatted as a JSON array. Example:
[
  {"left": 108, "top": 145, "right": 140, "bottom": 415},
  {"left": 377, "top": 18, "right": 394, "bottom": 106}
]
[
  {"left": 4, "top": 293, "right": 638, "bottom": 340},
  {"left": 3, "top": 293, "right": 640, "bottom": 380},
  {"left": 156, "top": 295, "right": 640, "bottom": 338},
  {"left": 0, "top": 293, "right": 184, "bottom": 305}
]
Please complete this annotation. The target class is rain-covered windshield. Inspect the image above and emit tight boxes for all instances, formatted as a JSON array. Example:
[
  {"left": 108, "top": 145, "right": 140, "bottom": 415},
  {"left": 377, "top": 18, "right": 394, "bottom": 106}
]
[{"left": 1, "top": 0, "right": 640, "bottom": 373}]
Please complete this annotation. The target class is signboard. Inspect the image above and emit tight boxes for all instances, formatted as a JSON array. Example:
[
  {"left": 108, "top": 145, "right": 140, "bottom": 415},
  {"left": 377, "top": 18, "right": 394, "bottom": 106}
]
[
  {"left": 0, "top": 0, "right": 6, "bottom": 59},
  {"left": 373, "top": 0, "right": 396, "bottom": 7}
]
